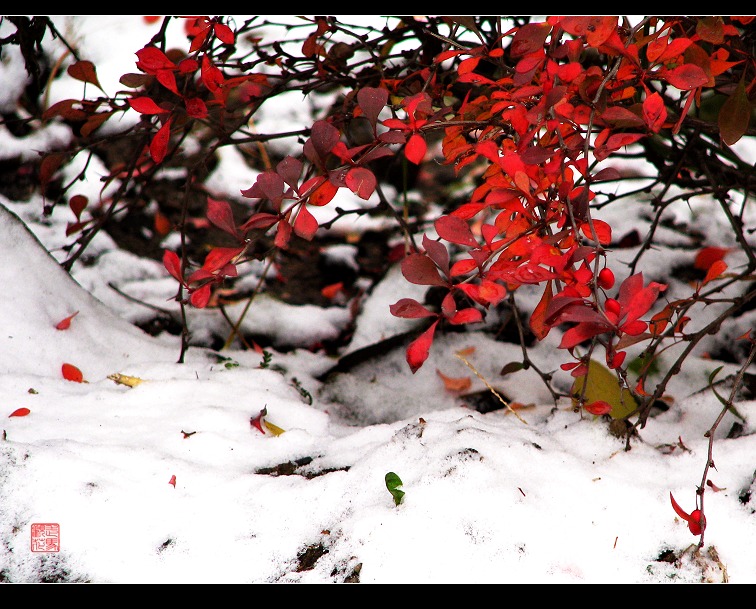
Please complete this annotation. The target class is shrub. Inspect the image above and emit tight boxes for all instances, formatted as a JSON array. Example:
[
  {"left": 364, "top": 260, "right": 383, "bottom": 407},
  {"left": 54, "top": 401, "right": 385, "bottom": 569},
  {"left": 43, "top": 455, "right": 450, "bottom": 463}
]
[{"left": 2, "top": 15, "right": 755, "bottom": 546}]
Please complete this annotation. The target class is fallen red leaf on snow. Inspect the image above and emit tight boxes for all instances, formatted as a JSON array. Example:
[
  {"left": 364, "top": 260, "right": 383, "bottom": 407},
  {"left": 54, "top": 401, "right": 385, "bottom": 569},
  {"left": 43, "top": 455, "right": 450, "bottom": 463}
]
[
  {"left": 436, "top": 369, "right": 472, "bottom": 392},
  {"left": 168, "top": 475, "right": 176, "bottom": 488},
  {"left": 8, "top": 407, "right": 30, "bottom": 417},
  {"left": 55, "top": 311, "right": 79, "bottom": 330},
  {"left": 62, "top": 363, "right": 84, "bottom": 383}
]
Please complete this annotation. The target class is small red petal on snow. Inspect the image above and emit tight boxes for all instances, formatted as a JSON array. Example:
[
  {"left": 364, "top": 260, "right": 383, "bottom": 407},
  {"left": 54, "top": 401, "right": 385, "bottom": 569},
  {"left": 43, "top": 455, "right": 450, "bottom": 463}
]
[
  {"left": 168, "top": 475, "right": 176, "bottom": 488},
  {"left": 62, "top": 363, "right": 84, "bottom": 383},
  {"left": 55, "top": 311, "right": 79, "bottom": 330},
  {"left": 250, "top": 407, "right": 267, "bottom": 434},
  {"left": 8, "top": 407, "right": 31, "bottom": 417}
]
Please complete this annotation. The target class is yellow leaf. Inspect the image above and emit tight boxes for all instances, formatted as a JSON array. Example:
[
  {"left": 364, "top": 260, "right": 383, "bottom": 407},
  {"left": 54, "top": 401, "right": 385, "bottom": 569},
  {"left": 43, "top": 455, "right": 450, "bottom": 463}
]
[
  {"left": 571, "top": 359, "right": 638, "bottom": 420},
  {"left": 107, "top": 373, "right": 144, "bottom": 388},
  {"left": 263, "top": 419, "right": 285, "bottom": 436}
]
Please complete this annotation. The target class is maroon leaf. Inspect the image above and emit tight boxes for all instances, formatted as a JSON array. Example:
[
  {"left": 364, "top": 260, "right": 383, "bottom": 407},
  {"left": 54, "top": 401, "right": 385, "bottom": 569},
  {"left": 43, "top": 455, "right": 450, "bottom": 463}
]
[
  {"left": 345, "top": 167, "right": 376, "bottom": 200},
  {"left": 276, "top": 156, "right": 303, "bottom": 193},
  {"left": 422, "top": 235, "right": 450, "bottom": 276},
  {"left": 435, "top": 215, "right": 478, "bottom": 247},
  {"left": 357, "top": 86, "right": 388, "bottom": 129},
  {"left": 185, "top": 97, "right": 208, "bottom": 119},
  {"left": 241, "top": 171, "right": 286, "bottom": 206},
  {"left": 401, "top": 253, "right": 447, "bottom": 287},
  {"left": 207, "top": 198, "right": 240, "bottom": 239},
  {"left": 389, "top": 298, "right": 437, "bottom": 319},
  {"left": 69, "top": 195, "right": 88, "bottom": 220},
  {"left": 719, "top": 79, "right": 751, "bottom": 146},
  {"left": 309, "top": 119, "right": 341, "bottom": 160},
  {"left": 662, "top": 64, "right": 709, "bottom": 90},
  {"left": 240, "top": 212, "right": 279, "bottom": 232},
  {"left": 67, "top": 60, "right": 103, "bottom": 90}
]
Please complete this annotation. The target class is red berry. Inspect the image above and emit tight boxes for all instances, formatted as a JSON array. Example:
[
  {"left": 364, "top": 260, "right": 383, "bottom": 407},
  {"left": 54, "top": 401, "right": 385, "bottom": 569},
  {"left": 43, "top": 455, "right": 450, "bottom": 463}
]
[
  {"left": 605, "top": 298, "right": 621, "bottom": 316},
  {"left": 688, "top": 509, "right": 706, "bottom": 535},
  {"left": 597, "top": 268, "right": 615, "bottom": 290}
]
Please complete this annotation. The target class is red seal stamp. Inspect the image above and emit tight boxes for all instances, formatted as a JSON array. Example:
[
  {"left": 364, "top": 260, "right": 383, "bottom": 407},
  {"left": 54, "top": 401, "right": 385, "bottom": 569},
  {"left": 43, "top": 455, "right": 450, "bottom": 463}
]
[{"left": 30, "top": 523, "right": 60, "bottom": 552}]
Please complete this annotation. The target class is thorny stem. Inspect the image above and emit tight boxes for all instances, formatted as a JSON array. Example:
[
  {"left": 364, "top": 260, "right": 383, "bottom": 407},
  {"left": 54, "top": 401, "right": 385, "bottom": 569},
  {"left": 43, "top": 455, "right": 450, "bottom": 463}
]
[{"left": 697, "top": 340, "right": 756, "bottom": 548}]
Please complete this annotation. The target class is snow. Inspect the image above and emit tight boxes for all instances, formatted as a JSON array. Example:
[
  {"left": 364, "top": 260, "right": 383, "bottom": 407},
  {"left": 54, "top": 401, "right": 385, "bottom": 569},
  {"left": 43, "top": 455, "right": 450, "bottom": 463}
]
[{"left": 0, "top": 15, "right": 755, "bottom": 583}]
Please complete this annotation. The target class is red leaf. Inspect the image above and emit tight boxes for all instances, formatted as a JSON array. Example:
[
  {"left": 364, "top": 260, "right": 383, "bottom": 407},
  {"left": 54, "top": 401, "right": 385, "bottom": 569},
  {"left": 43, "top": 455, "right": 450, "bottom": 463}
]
[
  {"left": 293, "top": 205, "right": 319, "bottom": 240},
  {"left": 154, "top": 211, "right": 171, "bottom": 236},
  {"left": 670, "top": 493, "right": 705, "bottom": 535},
  {"left": 643, "top": 92, "right": 667, "bottom": 132},
  {"left": 150, "top": 118, "right": 172, "bottom": 164},
  {"left": 55, "top": 311, "right": 79, "bottom": 330},
  {"left": 321, "top": 282, "right": 343, "bottom": 300},
  {"left": 62, "top": 363, "right": 84, "bottom": 383},
  {"left": 200, "top": 247, "right": 243, "bottom": 274},
  {"left": 389, "top": 298, "right": 437, "bottom": 319},
  {"left": 185, "top": 97, "right": 208, "bottom": 119},
  {"left": 401, "top": 253, "right": 447, "bottom": 287},
  {"left": 703, "top": 260, "right": 728, "bottom": 285},
  {"left": 694, "top": 246, "right": 730, "bottom": 270},
  {"left": 163, "top": 250, "right": 183, "bottom": 282},
  {"left": 345, "top": 167, "right": 376, "bottom": 200},
  {"left": 559, "top": 322, "right": 609, "bottom": 349},
  {"left": 206, "top": 198, "right": 240, "bottom": 238},
  {"left": 579, "top": 219, "right": 612, "bottom": 245},
  {"left": 190, "top": 283, "right": 212, "bottom": 308},
  {"left": 529, "top": 281, "right": 553, "bottom": 340},
  {"left": 584, "top": 400, "right": 612, "bottom": 416},
  {"left": 8, "top": 407, "right": 30, "bottom": 418},
  {"left": 67, "top": 60, "right": 102, "bottom": 89},
  {"left": 128, "top": 96, "right": 166, "bottom": 114},
  {"left": 308, "top": 179, "right": 338, "bottom": 207},
  {"left": 136, "top": 46, "right": 177, "bottom": 72},
  {"left": 448, "top": 308, "right": 483, "bottom": 325},
  {"left": 510, "top": 22, "right": 552, "bottom": 58},
  {"left": 435, "top": 215, "right": 478, "bottom": 247},
  {"left": 250, "top": 407, "right": 267, "bottom": 434},
  {"left": 662, "top": 64, "right": 709, "bottom": 90},
  {"left": 156, "top": 68, "right": 179, "bottom": 95},
  {"left": 405, "top": 133, "right": 427, "bottom": 164},
  {"left": 560, "top": 16, "right": 617, "bottom": 47},
  {"left": 406, "top": 320, "right": 439, "bottom": 374},
  {"left": 168, "top": 474, "right": 177, "bottom": 488},
  {"left": 274, "top": 219, "right": 292, "bottom": 249},
  {"left": 436, "top": 369, "right": 472, "bottom": 392},
  {"left": 213, "top": 22, "right": 235, "bottom": 44}
]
